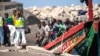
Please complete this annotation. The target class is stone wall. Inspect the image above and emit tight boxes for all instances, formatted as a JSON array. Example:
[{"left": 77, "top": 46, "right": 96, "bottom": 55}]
[
  {"left": 0, "top": 2, "right": 23, "bottom": 11},
  {"left": 0, "top": 0, "right": 11, "bottom": 2}
]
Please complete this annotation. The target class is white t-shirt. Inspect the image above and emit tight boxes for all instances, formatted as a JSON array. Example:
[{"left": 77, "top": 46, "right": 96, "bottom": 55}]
[
  {"left": 37, "top": 26, "right": 45, "bottom": 36},
  {"left": 44, "top": 25, "right": 50, "bottom": 36}
]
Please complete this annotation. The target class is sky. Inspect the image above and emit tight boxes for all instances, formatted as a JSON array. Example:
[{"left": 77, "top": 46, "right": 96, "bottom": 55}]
[{"left": 12, "top": 0, "right": 100, "bottom": 8}]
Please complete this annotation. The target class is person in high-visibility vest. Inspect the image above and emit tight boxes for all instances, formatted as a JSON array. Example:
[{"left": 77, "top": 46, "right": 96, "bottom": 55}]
[
  {"left": 12, "top": 10, "right": 17, "bottom": 25},
  {"left": 0, "top": 16, "right": 4, "bottom": 46},
  {"left": 14, "top": 11, "right": 27, "bottom": 48}
]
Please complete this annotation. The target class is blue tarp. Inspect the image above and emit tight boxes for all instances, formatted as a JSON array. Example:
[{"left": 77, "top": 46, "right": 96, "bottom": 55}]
[{"left": 78, "top": 10, "right": 87, "bottom": 16}]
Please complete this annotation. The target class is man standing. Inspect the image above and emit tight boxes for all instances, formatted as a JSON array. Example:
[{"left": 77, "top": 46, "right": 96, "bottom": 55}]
[
  {"left": 4, "top": 13, "right": 16, "bottom": 46},
  {"left": 14, "top": 11, "right": 27, "bottom": 48},
  {"left": 0, "top": 15, "right": 4, "bottom": 46},
  {"left": 12, "top": 10, "right": 17, "bottom": 25}
]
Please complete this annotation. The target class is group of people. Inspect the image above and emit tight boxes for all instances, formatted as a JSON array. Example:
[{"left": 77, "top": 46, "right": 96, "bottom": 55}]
[
  {"left": 0, "top": 9, "right": 87, "bottom": 48},
  {"left": 35, "top": 18, "right": 81, "bottom": 47},
  {"left": 0, "top": 10, "right": 27, "bottom": 48}
]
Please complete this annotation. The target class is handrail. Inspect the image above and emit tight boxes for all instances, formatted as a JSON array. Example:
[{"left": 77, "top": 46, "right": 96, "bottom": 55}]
[{"left": 44, "top": 22, "right": 85, "bottom": 50}]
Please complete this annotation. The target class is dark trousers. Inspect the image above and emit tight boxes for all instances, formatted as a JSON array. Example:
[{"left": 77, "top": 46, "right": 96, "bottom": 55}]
[
  {"left": 37, "top": 35, "right": 48, "bottom": 47},
  {"left": 3, "top": 26, "right": 10, "bottom": 46}
]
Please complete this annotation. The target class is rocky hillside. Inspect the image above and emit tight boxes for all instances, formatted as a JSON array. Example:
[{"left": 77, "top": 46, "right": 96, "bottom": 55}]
[{"left": 25, "top": 4, "right": 100, "bottom": 21}]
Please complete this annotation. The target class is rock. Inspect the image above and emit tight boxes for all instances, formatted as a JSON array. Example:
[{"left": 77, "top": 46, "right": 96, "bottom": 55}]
[{"left": 25, "top": 4, "right": 100, "bottom": 21}]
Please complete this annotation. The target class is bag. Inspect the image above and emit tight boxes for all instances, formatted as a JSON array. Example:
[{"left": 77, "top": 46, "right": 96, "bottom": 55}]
[{"left": 25, "top": 26, "right": 30, "bottom": 34}]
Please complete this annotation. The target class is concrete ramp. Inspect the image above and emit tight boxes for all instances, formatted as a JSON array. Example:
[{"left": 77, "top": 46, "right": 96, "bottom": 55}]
[{"left": 26, "top": 46, "right": 55, "bottom": 56}]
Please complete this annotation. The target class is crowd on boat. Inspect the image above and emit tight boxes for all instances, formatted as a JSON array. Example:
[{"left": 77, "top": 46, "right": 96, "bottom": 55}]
[{"left": 34, "top": 17, "right": 81, "bottom": 46}]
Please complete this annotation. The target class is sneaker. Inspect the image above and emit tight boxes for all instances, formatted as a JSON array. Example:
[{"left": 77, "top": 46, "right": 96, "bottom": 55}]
[
  {"left": 14, "top": 44, "right": 22, "bottom": 49},
  {"left": 16, "top": 46, "right": 22, "bottom": 49},
  {"left": 21, "top": 45, "right": 27, "bottom": 49}
]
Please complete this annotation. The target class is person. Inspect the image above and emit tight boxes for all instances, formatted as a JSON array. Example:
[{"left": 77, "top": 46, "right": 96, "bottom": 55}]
[
  {"left": 51, "top": 19, "right": 59, "bottom": 40},
  {"left": 64, "top": 18, "right": 72, "bottom": 31},
  {"left": 37, "top": 21, "right": 47, "bottom": 46},
  {"left": 12, "top": 10, "right": 17, "bottom": 25},
  {"left": 35, "top": 23, "right": 45, "bottom": 46},
  {"left": 44, "top": 21, "right": 50, "bottom": 43},
  {"left": 3, "top": 13, "right": 10, "bottom": 46},
  {"left": 37, "top": 21, "right": 50, "bottom": 46},
  {"left": 14, "top": 11, "right": 27, "bottom": 48},
  {"left": 57, "top": 20, "right": 66, "bottom": 37},
  {"left": 0, "top": 15, "right": 4, "bottom": 46},
  {"left": 4, "top": 13, "right": 16, "bottom": 46}
]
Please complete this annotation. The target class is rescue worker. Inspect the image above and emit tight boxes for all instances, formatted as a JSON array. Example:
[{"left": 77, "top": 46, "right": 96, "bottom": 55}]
[
  {"left": 0, "top": 15, "right": 4, "bottom": 46},
  {"left": 12, "top": 10, "right": 17, "bottom": 25},
  {"left": 14, "top": 11, "right": 27, "bottom": 48}
]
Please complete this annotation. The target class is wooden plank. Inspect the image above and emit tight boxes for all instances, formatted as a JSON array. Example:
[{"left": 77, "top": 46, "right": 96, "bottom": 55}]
[
  {"left": 53, "top": 31, "right": 85, "bottom": 54},
  {"left": 63, "top": 34, "right": 86, "bottom": 53}
]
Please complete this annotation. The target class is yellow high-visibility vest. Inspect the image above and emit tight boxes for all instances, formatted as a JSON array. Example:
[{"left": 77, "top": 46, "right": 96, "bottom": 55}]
[
  {"left": 0, "top": 17, "right": 3, "bottom": 27},
  {"left": 12, "top": 15, "right": 16, "bottom": 25},
  {"left": 15, "top": 17, "right": 24, "bottom": 27}
]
